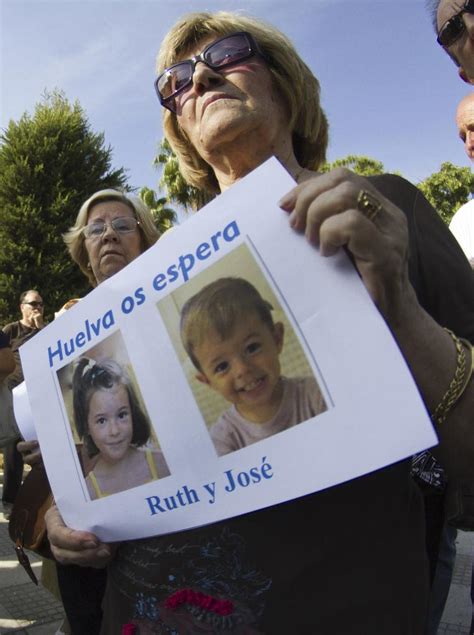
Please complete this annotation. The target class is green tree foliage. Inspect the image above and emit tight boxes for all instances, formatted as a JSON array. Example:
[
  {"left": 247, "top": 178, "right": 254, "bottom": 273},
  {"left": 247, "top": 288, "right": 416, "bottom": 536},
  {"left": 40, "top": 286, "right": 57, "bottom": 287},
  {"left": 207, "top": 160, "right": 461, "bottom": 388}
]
[
  {"left": 320, "top": 156, "right": 472, "bottom": 224},
  {"left": 138, "top": 186, "right": 177, "bottom": 234},
  {"left": 0, "top": 91, "right": 127, "bottom": 325},
  {"left": 417, "top": 162, "right": 473, "bottom": 225},
  {"left": 321, "top": 154, "right": 385, "bottom": 177},
  {"left": 155, "top": 138, "right": 212, "bottom": 211},
  {"left": 155, "top": 141, "right": 472, "bottom": 227},
  {"left": 157, "top": 147, "right": 388, "bottom": 211}
]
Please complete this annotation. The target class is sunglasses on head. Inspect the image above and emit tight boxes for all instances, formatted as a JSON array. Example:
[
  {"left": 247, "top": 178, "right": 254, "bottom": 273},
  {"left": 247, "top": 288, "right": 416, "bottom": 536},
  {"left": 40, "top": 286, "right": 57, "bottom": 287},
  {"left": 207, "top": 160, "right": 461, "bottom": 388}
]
[
  {"left": 155, "top": 31, "right": 264, "bottom": 113},
  {"left": 437, "top": 0, "right": 474, "bottom": 47}
]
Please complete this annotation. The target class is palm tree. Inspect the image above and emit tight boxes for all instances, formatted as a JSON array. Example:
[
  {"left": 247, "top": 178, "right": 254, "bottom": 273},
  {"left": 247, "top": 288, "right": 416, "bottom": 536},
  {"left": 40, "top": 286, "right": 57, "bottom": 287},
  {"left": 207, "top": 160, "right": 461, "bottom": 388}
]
[
  {"left": 155, "top": 139, "right": 211, "bottom": 211},
  {"left": 138, "top": 186, "right": 177, "bottom": 234}
]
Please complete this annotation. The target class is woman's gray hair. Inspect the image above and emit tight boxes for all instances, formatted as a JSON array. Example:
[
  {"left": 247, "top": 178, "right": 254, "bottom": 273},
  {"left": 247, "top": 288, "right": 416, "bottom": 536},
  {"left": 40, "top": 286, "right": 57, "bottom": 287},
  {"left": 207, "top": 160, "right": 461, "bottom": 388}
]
[
  {"left": 427, "top": 0, "right": 441, "bottom": 30},
  {"left": 63, "top": 189, "right": 160, "bottom": 286},
  {"left": 156, "top": 11, "right": 329, "bottom": 197}
]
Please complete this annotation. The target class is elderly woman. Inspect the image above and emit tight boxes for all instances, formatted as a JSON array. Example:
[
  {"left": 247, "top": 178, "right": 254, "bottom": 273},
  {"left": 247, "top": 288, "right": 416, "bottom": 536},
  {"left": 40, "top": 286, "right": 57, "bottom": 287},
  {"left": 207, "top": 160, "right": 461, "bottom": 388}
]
[
  {"left": 18, "top": 188, "right": 159, "bottom": 466},
  {"left": 46, "top": 13, "right": 473, "bottom": 634},
  {"left": 19, "top": 189, "right": 159, "bottom": 634}
]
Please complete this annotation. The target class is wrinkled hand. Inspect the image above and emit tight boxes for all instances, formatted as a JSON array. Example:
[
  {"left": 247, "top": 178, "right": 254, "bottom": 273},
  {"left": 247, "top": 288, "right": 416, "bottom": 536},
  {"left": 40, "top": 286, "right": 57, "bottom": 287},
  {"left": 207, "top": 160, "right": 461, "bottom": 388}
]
[
  {"left": 17, "top": 440, "right": 42, "bottom": 467},
  {"left": 279, "top": 168, "right": 413, "bottom": 323},
  {"left": 45, "top": 504, "right": 115, "bottom": 568}
]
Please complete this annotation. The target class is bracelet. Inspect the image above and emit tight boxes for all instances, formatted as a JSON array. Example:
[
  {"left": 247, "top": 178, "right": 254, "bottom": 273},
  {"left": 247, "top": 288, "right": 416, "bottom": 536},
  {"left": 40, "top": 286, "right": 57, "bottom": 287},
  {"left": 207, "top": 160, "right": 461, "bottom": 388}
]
[
  {"left": 431, "top": 329, "right": 472, "bottom": 426},
  {"left": 458, "top": 336, "right": 473, "bottom": 387}
]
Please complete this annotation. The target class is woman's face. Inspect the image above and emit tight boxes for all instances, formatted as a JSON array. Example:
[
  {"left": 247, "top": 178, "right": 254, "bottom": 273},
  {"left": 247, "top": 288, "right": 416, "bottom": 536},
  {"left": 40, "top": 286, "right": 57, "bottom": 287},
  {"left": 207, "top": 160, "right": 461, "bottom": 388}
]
[
  {"left": 84, "top": 200, "right": 143, "bottom": 285},
  {"left": 174, "top": 34, "right": 290, "bottom": 166},
  {"left": 87, "top": 384, "right": 133, "bottom": 464}
]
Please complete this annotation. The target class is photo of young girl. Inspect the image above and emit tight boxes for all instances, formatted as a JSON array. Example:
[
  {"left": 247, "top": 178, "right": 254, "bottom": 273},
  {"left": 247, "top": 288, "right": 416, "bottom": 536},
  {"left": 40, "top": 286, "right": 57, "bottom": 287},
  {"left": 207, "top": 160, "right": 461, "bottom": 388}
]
[{"left": 73, "top": 357, "right": 170, "bottom": 500}]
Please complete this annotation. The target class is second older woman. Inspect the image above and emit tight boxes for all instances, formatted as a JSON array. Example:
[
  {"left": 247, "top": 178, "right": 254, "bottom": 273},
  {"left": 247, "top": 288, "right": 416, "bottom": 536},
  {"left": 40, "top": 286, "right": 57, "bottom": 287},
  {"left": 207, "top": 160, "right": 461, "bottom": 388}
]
[
  {"left": 46, "top": 13, "right": 473, "bottom": 634},
  {"left": 19, "top": 189, "right": 160, "bottom": 634}
]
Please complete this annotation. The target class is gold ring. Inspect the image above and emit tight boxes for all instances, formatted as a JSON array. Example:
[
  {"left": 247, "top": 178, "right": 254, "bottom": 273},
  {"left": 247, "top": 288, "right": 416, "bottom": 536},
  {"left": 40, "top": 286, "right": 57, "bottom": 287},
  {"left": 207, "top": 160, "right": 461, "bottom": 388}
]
[{"left": 357, "top": 190, "right": 382, "bottom": 222}]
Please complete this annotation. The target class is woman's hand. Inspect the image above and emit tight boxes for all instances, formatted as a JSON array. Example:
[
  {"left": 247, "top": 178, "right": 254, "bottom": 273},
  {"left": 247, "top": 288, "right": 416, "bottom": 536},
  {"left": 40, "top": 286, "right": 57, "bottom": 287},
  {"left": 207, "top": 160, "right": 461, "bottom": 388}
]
[
  {"left": 281, "top": 167, "right": 474, "bottom": 479},
  {"left": 279, "top": 168, "right": 414, "bottom": 325},
  {"left": 45, "top": 504, "right": 115, "bottom": 568},
  {"left": 17, "top": 440, "right": 42, "bottom": 467}
]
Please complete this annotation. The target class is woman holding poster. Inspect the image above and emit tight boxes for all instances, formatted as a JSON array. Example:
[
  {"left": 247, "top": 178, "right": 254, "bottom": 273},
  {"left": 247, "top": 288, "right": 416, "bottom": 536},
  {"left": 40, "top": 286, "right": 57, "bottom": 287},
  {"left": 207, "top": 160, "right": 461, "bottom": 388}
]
[{"left": 46, "top": 12, "right": 474, "bottom": 634}]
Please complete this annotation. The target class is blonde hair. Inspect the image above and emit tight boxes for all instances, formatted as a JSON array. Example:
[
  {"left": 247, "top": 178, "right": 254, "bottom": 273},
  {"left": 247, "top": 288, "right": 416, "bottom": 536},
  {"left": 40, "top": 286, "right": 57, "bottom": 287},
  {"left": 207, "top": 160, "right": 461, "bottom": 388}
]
[
  {"left": 63, "top": 189, "right": 160, "bottom": 286},
  {"left": 180, "top": 277, "right": 275, "bottom": 371},
  {"left": 157, "top": 11, "right": 329, "bottom": 196},
  {"left": 54, "top": 298, "right": 81, "bottom": 319}
]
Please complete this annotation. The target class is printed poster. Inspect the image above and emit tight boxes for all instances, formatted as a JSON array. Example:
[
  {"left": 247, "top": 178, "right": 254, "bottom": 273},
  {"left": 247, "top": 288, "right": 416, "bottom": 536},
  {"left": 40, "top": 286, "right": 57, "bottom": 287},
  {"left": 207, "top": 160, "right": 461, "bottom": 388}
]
[{"left": 20, "top": 158, "right": 437, "bottom": 541}]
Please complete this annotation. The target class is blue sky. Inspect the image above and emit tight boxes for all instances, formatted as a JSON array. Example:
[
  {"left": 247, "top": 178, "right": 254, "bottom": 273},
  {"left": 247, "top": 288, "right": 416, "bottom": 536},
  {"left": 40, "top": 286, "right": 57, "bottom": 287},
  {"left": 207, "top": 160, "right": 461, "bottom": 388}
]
[{"left": 1, "top": 0, "right": 471, "bottom": 198}]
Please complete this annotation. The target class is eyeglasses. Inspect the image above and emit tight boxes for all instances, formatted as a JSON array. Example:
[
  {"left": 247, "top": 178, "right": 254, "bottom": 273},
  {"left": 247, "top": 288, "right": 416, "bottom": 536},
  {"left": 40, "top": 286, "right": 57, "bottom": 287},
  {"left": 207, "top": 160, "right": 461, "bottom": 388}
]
[
  {"left": 155, "top": 32, "right": 264, "bottom": 113},
  {"left": 83, "top": 217, "right": 140, "bottom": 240},
  {"left": 437, "top": 0, "right": 474, "bottom": 47},
  {"left": 22, "top": 301, "right": 43, "bottom": 308}
]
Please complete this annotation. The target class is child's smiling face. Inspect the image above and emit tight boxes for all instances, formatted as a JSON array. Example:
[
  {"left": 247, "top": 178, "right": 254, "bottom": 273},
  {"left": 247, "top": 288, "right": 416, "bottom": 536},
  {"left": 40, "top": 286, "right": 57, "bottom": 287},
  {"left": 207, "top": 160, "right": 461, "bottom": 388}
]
[
  {"left": 195, "top": 311, "right": 285, "bottom": 423},
  {"left": 87, "top": 384, "right": 133, "bottom": 463}
]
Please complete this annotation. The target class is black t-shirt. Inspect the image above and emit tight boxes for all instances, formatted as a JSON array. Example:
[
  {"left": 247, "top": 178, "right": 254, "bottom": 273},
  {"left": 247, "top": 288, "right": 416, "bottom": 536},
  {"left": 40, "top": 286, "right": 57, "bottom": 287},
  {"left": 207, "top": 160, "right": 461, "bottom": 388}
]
[
  {"left": 0, "top": 331, "right": 10, "bottom": 349},
  {"left": 2, "top": 321, "right": 41, "bottom": 388},
  {"left": 100, "top": 175, "right": 474, "bottom": 635},
  {"left": 2, "top": 321, "right": 40, "bottom": 351}
]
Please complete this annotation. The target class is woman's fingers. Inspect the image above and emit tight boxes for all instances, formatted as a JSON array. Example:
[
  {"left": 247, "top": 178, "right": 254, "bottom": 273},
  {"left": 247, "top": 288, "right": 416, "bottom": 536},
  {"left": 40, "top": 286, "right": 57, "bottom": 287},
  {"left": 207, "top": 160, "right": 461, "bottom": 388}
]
[
  {"left": 45, "top": 504, "right": 98, "bottom": 550},
  {"left": 318, "top": 207, "right": 402, "bottom": 260},
  {"left": 279, "top": 168, "right": 411, "bottom": 318},
  {"left": 17, "top": 440, "right": 38, "bottom": 456},
  {"left": 45, "top": 504, "right": 113, "bottom": 567},
  {"left": 281, "top": 170, "right": 393, "bottom": 242},
  {"left": 301, "top": 181, "right": 365, "bottom": 245},
  {"left": 52, "top": 543, "right": 113, "bottom": 568},
  {"left": 17, "top": 440, "right": 42, "bottom": 466}
]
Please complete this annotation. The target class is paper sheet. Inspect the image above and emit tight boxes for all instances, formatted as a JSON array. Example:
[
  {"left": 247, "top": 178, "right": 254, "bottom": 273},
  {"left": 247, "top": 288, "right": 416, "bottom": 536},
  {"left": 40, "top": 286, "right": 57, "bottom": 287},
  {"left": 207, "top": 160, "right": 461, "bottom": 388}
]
[{"left": 20, "top": 158, "right": 436, "bottom": 541}]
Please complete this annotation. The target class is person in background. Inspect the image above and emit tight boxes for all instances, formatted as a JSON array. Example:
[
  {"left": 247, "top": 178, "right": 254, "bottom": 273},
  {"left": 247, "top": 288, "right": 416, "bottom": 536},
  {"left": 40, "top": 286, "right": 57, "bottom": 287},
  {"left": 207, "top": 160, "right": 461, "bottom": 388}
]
[
  {"left": 456, "top": 92, "right": 474, "bottom": 160},
  {"left": 0, "top": 331, "right": 15, "bottom": 518},
  {"left": 27, "top": 297, "right": 81, "bottom": 635},
  {"left": 450, "top": 93, "right": 474, "bottom": 268},
  {"left": 432, "top": 0, "right": 474, "bottom": 84},
  {"left": 425, "top": 89, "right": 474, "bottom": 634},
  {"left": 2, "top": 290, "right": 45, "bottom": 354},
  {"left": 18, "top": 298, "right": 81, "bottom": 469},
  {"left": 1, "top": 290, "right": 45, "bottom": 510},
  {"left": 18, "top": 190, "right": 160, "bottom": 635},
  {"left": 450, "top": 90, "right": 474, "bottom": 635}
]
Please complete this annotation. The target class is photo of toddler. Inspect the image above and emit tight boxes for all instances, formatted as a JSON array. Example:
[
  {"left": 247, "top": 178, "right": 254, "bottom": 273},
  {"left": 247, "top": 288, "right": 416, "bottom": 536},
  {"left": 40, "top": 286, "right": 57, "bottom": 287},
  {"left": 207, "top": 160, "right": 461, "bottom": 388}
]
[{"left": 180, "top": 277, "right": 327, "bottom": 456}]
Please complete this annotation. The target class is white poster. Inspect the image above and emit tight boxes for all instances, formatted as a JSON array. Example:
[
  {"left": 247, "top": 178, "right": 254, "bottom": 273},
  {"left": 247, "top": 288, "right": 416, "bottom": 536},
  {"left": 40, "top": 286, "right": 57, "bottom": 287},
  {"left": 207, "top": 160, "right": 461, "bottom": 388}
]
[{"left": 20, "top": 158, "right": 437, "bottom": 541}]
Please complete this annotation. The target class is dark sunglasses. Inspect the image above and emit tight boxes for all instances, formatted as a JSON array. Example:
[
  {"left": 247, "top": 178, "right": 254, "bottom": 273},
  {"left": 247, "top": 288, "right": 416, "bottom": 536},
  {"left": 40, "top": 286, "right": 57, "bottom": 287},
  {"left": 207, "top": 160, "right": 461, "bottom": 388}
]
[
  {"left": 437, "top": 0, "right": 474, "bottom": 47},
  {"left": 22, "top": 301, "right": 43, "bottom": 308},
  {"left": 155, "top": 31, "right": 264, "bottom": 113}
]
